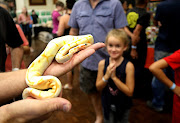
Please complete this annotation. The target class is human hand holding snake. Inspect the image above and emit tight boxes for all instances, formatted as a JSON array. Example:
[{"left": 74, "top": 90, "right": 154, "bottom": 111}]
[
  {"left": 0, "top": 41, "right": 105, "bottom": 123},
  {"left": 23, "top": 34, "right": 95, "bottom": 99}
]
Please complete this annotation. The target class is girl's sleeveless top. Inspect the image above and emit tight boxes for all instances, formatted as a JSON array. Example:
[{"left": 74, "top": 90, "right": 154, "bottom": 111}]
[{"left": 102, "top": 57, "right": 132, "bottom": 119}]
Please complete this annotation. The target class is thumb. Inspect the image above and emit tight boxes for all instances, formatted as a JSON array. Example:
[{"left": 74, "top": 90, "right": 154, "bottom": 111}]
[{"left": 45, "top": 97, "right": 72, "bottom": 113}]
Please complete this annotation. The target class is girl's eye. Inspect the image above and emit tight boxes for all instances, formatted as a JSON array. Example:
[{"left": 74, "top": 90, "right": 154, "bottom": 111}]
[
  {"left": 108, "top": 44, "right": 113, "bottom": 47},
  {"left": 116, "top": 45, "right": 120, "bottom": 48}
]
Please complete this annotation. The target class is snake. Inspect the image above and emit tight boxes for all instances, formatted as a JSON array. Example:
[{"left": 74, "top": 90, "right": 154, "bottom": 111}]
[{"left": 22, "top": 34, "right": 94, "bottom": 99}]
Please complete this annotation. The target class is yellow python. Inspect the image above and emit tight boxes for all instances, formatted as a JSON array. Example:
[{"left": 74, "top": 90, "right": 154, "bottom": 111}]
[{"left": 23, "top": 34, "right": 94, "bottom": 99}]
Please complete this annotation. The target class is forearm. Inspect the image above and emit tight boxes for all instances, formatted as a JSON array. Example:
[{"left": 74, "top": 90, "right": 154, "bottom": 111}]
[
  {"left": 150, "top": 68, "right": 173, "bottom": 88},
  {"left": 57, "top": 29, "right": 64, "bottom": 36},
  {"left": 69, "top": 28, "right": 79, "bottom": 36},
  {"left": 57, "top": 20, "right": 64, "bottom": 36},
  {"left": 0, "top": 69, "right": 27, "bottom": 105},
  {"left": 11, "top": 46, "right": 24, "bottom": 69},
  {"left": 112, "top": 77, "right": 133, "bottom": 97},
  {"left": 149, "top": 59, "right": 173, "bottom": 88},
  {"left": 132, "top": 24, "right": 142, "bottom": 45},
  {"left": 18, "top": 16, "right": 22, "bottom": 24},
  {"left": 96, "top": 78, "right": 108, "bottom": 91},
  {"left": 124, "top": 27, "right": 133, "bottom": 38}
]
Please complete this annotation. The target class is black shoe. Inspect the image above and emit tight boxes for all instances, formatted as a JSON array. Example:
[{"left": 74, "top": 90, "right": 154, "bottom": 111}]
[{"left": 147, "top": 101, "right": 163, "bottom": 112}]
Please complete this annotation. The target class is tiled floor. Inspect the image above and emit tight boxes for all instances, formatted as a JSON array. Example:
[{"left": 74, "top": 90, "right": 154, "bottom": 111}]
[{"left": 23, "top": 38, "right": 172, "bottom": 123}]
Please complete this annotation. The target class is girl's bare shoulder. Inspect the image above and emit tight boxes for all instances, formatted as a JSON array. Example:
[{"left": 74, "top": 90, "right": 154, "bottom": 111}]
[{"left": 99, "top": 59, "right": 105, "bottom": 67}]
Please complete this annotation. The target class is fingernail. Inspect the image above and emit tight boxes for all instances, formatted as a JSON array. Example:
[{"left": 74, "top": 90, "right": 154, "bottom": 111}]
[{"left": 63, "top": 104, "right": 70, "bottom": 112}]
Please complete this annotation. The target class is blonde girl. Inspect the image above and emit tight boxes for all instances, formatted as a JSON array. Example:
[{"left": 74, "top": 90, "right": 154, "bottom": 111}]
[{"left": 96, "top": 29, "right": 135, "bottom": 123}]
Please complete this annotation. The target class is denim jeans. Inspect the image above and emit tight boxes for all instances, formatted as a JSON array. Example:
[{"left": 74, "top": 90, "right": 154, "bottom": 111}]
[{"left": 151, "top": 50, "right": 174, "bottom": 108}]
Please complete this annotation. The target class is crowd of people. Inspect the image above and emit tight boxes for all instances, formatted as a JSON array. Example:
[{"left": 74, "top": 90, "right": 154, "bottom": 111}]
[{"left": 0, "top": 0, "right": 180, "bottom": 123}]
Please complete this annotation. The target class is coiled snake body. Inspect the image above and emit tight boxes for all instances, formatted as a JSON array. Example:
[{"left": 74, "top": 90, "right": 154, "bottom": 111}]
[{"left": 23, "top": 34, "right": 94, "bottom": 99}]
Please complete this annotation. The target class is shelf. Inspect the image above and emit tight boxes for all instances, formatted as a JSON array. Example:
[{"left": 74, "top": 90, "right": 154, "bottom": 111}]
[{"left": 149, "top": 0, "right": 161, "bottom": 2}]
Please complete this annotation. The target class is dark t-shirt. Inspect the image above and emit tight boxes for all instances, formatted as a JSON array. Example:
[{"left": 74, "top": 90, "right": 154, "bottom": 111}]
[
  {"left": 154, "top": 0, "right": 180, "bottom": 52},
  {"left": 127, "top": 7, "right": 150, "bottom": 35},
  {"left": 0, "top": 7, "right": 23, "bottom": 72},
  {"left": 31, "top": 14, "right": 38, "bottom": 24},
  {"left": 126, "top": 7, "right": 150, "bottom": 65}
]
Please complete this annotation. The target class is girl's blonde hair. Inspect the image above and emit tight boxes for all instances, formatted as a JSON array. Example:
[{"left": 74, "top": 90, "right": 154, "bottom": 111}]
[{"left": 105, "top": 29, "right": 130, "bottom": 47}]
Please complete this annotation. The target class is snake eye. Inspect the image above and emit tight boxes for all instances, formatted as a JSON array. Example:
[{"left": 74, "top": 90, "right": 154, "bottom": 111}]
[{"left": 85, "top": 44, "right": 87, "bottom": 45}]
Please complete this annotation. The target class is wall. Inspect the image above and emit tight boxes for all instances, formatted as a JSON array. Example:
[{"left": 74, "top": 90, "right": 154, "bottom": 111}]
[
  {"left": 15, "top": 0, "right": 66, "bottom": 24},
  {"left": 16, "top": 0, "right": 65, "bottom": 13}
]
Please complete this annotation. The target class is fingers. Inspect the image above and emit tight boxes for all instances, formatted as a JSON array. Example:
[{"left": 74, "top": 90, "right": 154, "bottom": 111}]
[
  {"left": 45, "top": 97, "right": 72, "bottom": 113},
  {"left": 109, "top": 61, "right": 116, "bottom": 71},
  {"left": 106, "top": 62, "right": 116, "bottom": 78},
  {"left": 1, "top": 97, "right": 71, "bottom": 123},
  {"left": 62, "top": 43, "right": 105, "bottom": 71},
  {"left": 74, "top": 43, "right": 105, "bottom": 63},
  {"left": 86, "top": 42, "right": 105, "bottom": 51}
]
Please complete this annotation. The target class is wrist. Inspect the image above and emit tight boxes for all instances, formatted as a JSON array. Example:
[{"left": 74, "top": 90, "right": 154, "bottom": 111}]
[
  {"left": 102, "top": 76, "right": 108, "bottom": 83},
  {"left": 111, "top": 76, "right": 118, "bottom": 81},
  {"left": 170, "top": 83, "right": 176, "bottom": 90},
  {"left": 131, "top": 45, "right": 137, "bottom": 49},
  {"left": 12, "top": 68, "right": 20, "bottom": 71}
]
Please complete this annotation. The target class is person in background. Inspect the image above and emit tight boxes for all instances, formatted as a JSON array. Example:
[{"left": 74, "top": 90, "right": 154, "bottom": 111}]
[
  {"left": 0, "top": 42, "right": 105, "bottom": 122},
  {"left": 96, "top": 29, "right": 134, "bottom": 123},
  {"left": 124, "top": 0, "right": 150, "bottom": 98},
  {"left": 18, "top": 7, "right": 33, "bottom": 52},
  {"left": 68, "top": 0, "right": 128, "bottom": 122},
  {"left": 147, "top": 0, "right": 180, "bottom": 112},
  {"left": 0, "top": 4, "right": 24, "bottom": 73},
  {"left": 31, "top": 9, "right": 38, "bottom": 24},
  {"left": 6, "top": 0, "right": 17, "bottom": 23},
  {"left": 31, "top": 9, "right": 39, "bottom": 38},
  {"left": 149, "top": 49, "right": 180, "bottom": 123},
  {"left": 5, "top": 24, "right": 30, "bottom": 72},
  {"left": 52, "top": 1, "right": 64, "bottom": 38},
  {"left": 57, "top": 0, "right": 76, "bottom": 90},
  {"left": 120, "top": 0, "right": 128, "bottom": 13}
]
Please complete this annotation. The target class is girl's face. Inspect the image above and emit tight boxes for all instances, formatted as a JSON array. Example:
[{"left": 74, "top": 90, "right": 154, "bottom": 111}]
[
  {"left": 22, "top": 7, "right": 27, "bottom": 13},
  {"left": 106, "top": 36, "right": 127, "bottom": 59},
  {"left": 57, "top": 6, "right": 63, "bottom": 12}
]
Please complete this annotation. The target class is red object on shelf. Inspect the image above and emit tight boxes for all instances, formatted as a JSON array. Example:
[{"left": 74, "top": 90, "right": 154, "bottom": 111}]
[
  {"left": 150, "top": 0, "right": 161, "bottom": 1},
  {"left": 144, "top": 47, "right": 155, "bottom": 69}
]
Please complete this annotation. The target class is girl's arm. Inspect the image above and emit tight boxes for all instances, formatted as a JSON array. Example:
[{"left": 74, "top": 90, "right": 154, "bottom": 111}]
[
  {"left": 149, "top": 59, "right": 173, "bottom": 89},
  {"left": 96, "top": 60, "right": 108, "bottom": 91},
  {"left": 149, "top": 59, "right": 180, "bottom": 97},
  {"left": 111, "top": 62, "right": 135, "bottom": 97},
  {"left": 18, "top": 14, "right": 22, "bottom": 24}
]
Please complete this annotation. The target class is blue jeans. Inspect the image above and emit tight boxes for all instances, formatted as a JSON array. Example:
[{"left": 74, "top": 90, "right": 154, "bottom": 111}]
[{"left": 151, "top": 51, "right": 174, "bottom": 108}]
